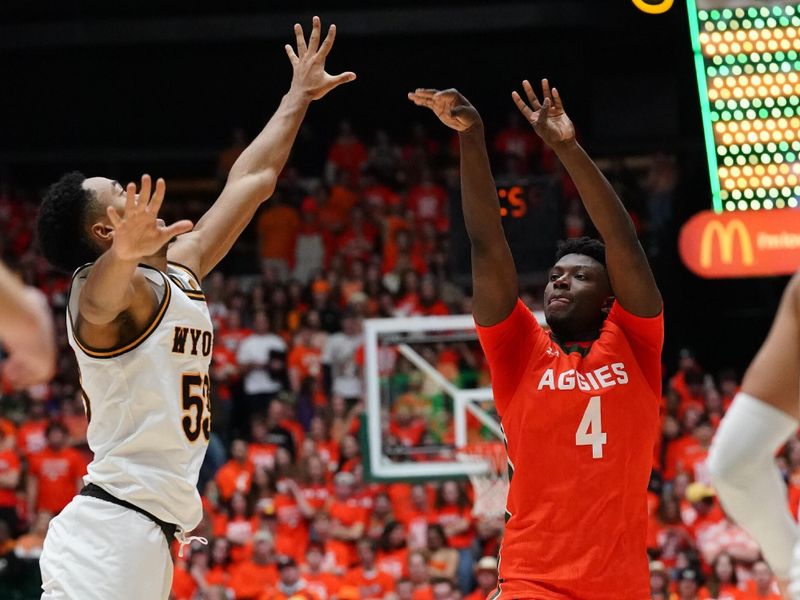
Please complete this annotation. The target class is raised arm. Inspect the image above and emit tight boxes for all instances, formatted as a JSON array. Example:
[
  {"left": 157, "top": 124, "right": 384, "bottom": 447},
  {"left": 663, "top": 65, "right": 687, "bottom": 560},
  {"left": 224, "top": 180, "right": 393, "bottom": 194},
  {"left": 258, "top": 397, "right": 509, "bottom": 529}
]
[
  {"left": 168, "top": 16, "right": 355, "bottom": 280},
  {"left": 513, "top": 79, "right": 662, "bottom": 317},
  {"left": 408, "top": 89, "right": 517, "bottom": 326}
]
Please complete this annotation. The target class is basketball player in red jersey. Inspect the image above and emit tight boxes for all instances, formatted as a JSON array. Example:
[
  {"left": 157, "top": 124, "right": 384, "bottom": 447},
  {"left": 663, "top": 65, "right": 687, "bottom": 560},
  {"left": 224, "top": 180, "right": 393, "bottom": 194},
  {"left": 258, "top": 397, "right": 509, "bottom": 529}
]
[{"left": 409, "top": 81, "right": 662, "bottom": 599}]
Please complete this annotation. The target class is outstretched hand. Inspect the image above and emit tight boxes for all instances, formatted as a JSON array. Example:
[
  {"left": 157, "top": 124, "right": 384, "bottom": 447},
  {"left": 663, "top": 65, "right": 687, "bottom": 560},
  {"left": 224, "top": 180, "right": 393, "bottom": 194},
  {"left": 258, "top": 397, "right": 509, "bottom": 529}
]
[
  {"left": 407, "top": 88, "right": 482, "bottom": 132},
  {"left": 512, "top": 79, "right": 575, "bottom": 149},
  {"left": 107, "top": 175, "right": 193, "bottom": 261},
  {"left": 286, "top": 16, "right": 356, "bottom": 101}
]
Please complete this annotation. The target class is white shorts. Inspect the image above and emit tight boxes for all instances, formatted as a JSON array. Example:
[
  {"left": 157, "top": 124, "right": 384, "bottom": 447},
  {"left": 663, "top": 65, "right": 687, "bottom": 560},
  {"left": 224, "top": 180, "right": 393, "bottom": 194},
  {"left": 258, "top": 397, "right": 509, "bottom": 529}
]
[{"left": 40, "top": 495, "right": 173, "bottom": 600}]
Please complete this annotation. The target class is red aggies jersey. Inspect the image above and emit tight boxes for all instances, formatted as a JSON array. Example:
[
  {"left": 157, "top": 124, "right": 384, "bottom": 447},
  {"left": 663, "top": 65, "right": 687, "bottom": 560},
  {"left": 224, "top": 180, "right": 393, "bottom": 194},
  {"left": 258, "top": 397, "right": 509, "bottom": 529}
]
[{"left": 477, "top": 299, "right": 663, "bottom": 599}]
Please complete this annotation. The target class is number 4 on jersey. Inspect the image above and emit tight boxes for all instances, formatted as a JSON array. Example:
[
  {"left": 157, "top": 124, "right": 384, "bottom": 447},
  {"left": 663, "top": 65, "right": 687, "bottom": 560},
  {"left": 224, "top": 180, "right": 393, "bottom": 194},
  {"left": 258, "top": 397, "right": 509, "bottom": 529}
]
[{"left": 575, "top": 396, "right": 607, "bottom": 459}]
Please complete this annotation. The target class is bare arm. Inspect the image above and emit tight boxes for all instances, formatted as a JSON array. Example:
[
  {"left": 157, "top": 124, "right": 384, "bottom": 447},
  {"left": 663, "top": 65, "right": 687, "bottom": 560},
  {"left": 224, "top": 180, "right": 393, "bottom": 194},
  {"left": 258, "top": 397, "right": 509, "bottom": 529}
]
[
  {"left": 408, "top": 89, "right": 517, "bottom": 326},
  {"left": 513, "top": 79, "right": 662, "bottom": 317},
  {"left": 0, "top": 262, "right": 55, "bottom": 388},
  {"left": 169, "top": 16, "right": 355, "bottom": 281}
]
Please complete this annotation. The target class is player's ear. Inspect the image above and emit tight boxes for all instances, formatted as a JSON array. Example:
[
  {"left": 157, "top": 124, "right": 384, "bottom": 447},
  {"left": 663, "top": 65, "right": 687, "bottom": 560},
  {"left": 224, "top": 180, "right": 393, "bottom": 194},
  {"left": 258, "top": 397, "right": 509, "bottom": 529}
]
[
  {"left": 90, "top": 221, "right": 114, "bottom": 245},
  {"left": 601, "top": 295, "right": 615, "bottom": 315}
]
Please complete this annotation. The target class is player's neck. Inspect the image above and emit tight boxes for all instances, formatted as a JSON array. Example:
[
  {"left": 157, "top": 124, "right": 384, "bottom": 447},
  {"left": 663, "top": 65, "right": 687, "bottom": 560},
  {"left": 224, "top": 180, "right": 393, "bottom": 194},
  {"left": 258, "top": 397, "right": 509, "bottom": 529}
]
[{"left": 550, "top": 328, "right": 600, "bottom": 346}]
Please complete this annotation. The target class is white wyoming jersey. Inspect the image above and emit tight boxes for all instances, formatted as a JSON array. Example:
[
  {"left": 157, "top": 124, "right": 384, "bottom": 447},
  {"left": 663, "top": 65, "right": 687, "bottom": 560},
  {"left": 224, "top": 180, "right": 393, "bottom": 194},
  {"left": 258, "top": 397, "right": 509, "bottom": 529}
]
[{"left": 67, "top": 261, "right": 212, "bottom": 531}]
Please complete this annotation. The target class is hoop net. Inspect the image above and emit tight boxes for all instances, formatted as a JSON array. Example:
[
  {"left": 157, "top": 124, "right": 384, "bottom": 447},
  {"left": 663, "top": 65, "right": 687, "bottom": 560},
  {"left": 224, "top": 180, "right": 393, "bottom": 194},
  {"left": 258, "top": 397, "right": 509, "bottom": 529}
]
[{"left": 456, "top": 441, "right": 509, "bottom": 519}]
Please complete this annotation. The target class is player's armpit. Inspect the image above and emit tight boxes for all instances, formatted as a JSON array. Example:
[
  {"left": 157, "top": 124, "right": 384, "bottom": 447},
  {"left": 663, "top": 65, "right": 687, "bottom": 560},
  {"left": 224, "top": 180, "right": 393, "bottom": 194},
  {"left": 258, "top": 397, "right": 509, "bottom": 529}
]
[{"left": 76, "top": 268, "right": 161, "bottom": 352}]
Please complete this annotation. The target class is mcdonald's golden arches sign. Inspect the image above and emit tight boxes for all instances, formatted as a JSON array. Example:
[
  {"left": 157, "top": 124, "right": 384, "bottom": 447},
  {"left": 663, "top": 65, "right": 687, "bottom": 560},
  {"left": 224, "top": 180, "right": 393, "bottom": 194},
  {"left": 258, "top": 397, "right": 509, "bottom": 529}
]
[{"left": 679, "top": 210, "right": 800, "bottom": 278}]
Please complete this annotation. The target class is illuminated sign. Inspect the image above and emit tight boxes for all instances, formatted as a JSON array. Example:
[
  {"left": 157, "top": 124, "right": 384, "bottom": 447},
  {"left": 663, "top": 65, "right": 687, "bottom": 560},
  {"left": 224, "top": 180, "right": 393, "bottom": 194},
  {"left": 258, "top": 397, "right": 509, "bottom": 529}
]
[
  {"left": 679, "top": 208, "right": 800, "bottom": 277},
  {"left": 497, "top": 185, "right": 528, "bottom": 218},
  {"left": 687, "top": 0, "right": 800, "bottom": 212}
]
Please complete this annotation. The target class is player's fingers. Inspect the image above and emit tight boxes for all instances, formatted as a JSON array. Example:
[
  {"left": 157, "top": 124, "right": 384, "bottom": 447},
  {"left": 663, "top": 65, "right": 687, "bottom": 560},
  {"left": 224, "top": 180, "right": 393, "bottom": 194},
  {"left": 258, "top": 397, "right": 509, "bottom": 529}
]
[
  {"left": 308, "top": 16, "right": 321, "bottom": 54},
  {"left": 541, "top": 78, "right": 552, "bottom": 102},
  {"left": 511, "top": 91, "right": 535, "bottom": 122},
  {"left": 552, "top": 87, "right": 564, "bottom": 111},
  {"left": 327, "top": 72, "right": 357, "bottom": 90},
  {"left": 407, "top": 93, "right": 430, "bottom": 107},
  {"left": 414, "top": 88, "right": 437, "bottom": 98},
  {"left": 536, "top": 97, "right": 552, "bottom": 127},
  {"left": 285, "top": 44, "right": 299, "bottom": 66},
  {"left": 318, "top": 24, "right": 336, "bottom": 58},
  {"left": 294, "top": 23, "right": 307, "bottom": 58},
  {"left": 147, "top": 178, "right": 166, "bottom": 213},
  {"left": 162, "top": 219, "right": 194, "bottom": 239},
  {"left": 107, "top": 206, "right": 123, "bottom": 228},
  {"left": 139, "top": 174, "right": 152, "bottom": 208},
  {"left": 125, "top": 182, "right": 138, "bottom": 215},
  {"left": 522, "top": 80, "right": 542, "bottom": 110}
]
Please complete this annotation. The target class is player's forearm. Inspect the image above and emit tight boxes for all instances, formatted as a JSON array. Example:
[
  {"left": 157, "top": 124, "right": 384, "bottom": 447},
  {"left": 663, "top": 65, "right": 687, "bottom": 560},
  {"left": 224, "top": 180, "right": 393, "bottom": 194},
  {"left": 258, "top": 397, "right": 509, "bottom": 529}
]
[
  {"left": 460, "top": 126, "right": 519, "bottom": 325},
  {"left": 227, "top": 90, "right": 311, "bottom": 193},
  {"left": 459, "top": 126, "right": 508, "bottom": 252},
  {"left": 79, "top": 250, "right": 139, "bottom": 325}
]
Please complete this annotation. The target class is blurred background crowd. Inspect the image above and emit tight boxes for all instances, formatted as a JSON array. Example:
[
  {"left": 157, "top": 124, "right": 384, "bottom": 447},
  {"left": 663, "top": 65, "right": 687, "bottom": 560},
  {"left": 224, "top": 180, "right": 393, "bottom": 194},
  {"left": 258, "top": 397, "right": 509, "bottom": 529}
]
[{"left": 0, "top": 111, "right": 793, "bottom": 600}]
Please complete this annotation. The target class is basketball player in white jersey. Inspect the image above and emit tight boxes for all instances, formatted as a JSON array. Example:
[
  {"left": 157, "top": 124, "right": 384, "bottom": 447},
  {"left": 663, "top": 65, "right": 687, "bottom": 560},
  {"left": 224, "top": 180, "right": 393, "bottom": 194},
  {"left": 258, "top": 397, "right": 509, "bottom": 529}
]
[
  {"left": 708, "top": 273, "right": 800, "bottom": 599},
  {"left": 35, "top": 17, "right": 354, "bottom": 600}
]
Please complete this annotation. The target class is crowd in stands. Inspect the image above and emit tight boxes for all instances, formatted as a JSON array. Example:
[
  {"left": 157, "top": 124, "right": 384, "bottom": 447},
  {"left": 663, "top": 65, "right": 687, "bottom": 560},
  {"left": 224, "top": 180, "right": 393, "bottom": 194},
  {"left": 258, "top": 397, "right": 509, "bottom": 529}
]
[{"left": 0, "top": 113, "right": 792, "bottom": 600}]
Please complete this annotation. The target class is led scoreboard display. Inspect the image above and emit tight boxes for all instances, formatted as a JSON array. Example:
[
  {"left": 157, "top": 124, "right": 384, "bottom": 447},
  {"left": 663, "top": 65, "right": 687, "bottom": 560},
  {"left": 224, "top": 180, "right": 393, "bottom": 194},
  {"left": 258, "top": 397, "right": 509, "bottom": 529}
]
[
  {"left": 688, "top": 0, "right": 800, "bottom": 212},
  {"left": 681, "top": 0, "right": 800, "bottom": 278},
  {"left": 448, "top": 178, "right": 561, "bottom": 284}
]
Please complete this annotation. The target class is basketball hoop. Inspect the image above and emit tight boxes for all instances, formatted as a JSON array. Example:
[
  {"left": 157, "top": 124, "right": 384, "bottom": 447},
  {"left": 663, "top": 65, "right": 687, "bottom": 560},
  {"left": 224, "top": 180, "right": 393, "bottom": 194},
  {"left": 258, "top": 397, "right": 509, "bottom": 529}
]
[{"left": 456, "top": 441, "right": 509, "bottom": 520}]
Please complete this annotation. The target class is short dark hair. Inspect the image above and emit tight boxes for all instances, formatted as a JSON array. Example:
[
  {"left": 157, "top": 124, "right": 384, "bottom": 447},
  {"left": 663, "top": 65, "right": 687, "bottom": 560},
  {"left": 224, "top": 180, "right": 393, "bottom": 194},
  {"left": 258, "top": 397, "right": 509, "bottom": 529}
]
[
  {"left": 37, "top": 171, "right": 100, "bottom": 273},
  {"left": 555, "top": 236, "right": 606, "bottom": 267}
]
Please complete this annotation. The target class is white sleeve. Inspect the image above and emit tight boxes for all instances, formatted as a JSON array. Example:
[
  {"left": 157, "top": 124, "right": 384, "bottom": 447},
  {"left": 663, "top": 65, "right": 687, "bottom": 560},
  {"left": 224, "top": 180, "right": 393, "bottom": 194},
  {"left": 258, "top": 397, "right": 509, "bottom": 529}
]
[{"left": 708, "top": 392, "right": 799, "bottom": 578}]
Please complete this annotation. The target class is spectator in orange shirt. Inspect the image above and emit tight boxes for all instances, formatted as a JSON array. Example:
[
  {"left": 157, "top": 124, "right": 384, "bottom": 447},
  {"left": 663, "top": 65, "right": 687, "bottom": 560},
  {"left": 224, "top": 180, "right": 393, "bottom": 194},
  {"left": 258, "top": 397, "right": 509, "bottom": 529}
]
[
  {"left": 376, "top": 520, "right": 408, "bottom": 580},
  {"left": 435, "top": 481, "right": 475, "bottom": 592},
  {"left": 463, "top": 556, "right": 498, "bottom": 600},
  {"left": 259, "top": 555, "right": 319, "bottom": 600},
  {"left": 16, "top": 401, "right": 47, "bottom": 456},
  {"left": 325, "top": 121, "right": 368, "bottom": 185},
  {"left": 699, "top": 552, "right": 744, "bottom": 600},
  {"left": 216, "top": 439, "right": 254, "bottom": 502},
  {"left": 430, "top": 577, "right": 458, "bottom": 600},
  {"left": 366, "top": 492, "right": 395, "bottom": 542},
  {"left": 224, "top": 491, "right": 259, "bottom": 561},
  {"left": 302, "top": 541, "right": 341, "bottom": 600},
  {"left": 673, "top": 568, "right": 702, "bottom": 600},
  {"left": 397, "top": 483, "right": 436, "bottom": 551},
  {"left": 229, "top": 530, "right": 279, "bottom": 600},
  {"left": 299, "top": 454, "right": 332, "bottom": 513},
  {"left": 26, "top": 422, "right": 84, "bottom": 516},
  {"left": 426, "top": 524, "right": 459, "bottom": 581},
  {"left": 408, "top": 550, "right": 433, "bottom": 600},
  {"left": 273, "top": 478, "right": 314, "bottom": 561},
  {"left": 0, "top": 427, "right": 21, "bottom": 532},
  {"left": 257, "top": 198, "right": 301, "bottom": 281},
  {"left": 289, "top": 325, "right": 324, "bottom": 394},
  {"left": 406, "top": 170, "right": 447, "bottom": 230},
  {"left": 649, "top": 494, "right": 693, "bottom": 569},
  {"left": 742, "top": 561, "right": 782, "bottom": 599},
  {"left": 207, "top": 537, "right": 233, "bottom": 588},
  {"left": 343, "top": 539, "right": 395, "bottom": 600},
  {"left": 326, "top": 471, "right": 367, "bottom": 568}
]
